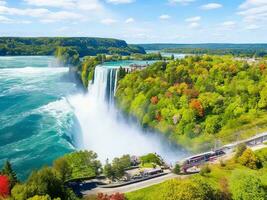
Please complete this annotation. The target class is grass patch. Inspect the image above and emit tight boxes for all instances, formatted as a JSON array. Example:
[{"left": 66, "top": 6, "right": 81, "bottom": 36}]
[
  {"left": 126, "top": 183, "right": 164, "bottom": 200},
  {"left": 139, "top": 163, "right": 157, "bottom": 169}
]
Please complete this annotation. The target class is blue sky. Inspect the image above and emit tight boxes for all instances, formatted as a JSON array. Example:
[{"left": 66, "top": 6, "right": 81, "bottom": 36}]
[{"left": 0, "top": 0, "right": 266, "bottom": 43}]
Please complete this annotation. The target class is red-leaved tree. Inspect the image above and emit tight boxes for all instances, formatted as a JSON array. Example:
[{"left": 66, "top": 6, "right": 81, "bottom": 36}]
[
  {"left": 0, "top": 175, "right": 10, "bottom": 198},
  {"left": 97, "top": 193, "right": 125, "bottom": 200}
]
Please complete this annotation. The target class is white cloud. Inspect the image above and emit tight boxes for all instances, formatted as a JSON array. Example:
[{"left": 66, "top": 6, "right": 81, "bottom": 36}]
[
  {"left": 159, "top": 14, "right": 171, "bottom": 20},
  {"left": 168, "top": 0, "right": 195, "bottom": 5},
  {"left": 0, "top": 1, "right": 6, "bottom": 6},
  {"left": 201, "top": 3, "right": 222, "bottom": 10},
  {"left": 245, "top": 24, "right": 260, "bottom": 30},
  {"left": 0, "top": 4, "right": 83, "bottom": 23},
  {"left": 221, "top": 21, "right": 236, "bottom": 28},
  {"left": 237, "top": 0, "right": 267, "bottom": 24},
  {"left": 106, "top": 0, "right": 134, "bottom": 4},
  {"left": 0, "top": 15, "right": 32, "bottom": 24},
  {"left": 239, "top": 0, "right": 267, "bottom": 9},
  {"left": 24, "top": 0, "right": 76, "bottom": 8},
  {"left": 20, "top": 20, "right": 32, "bottom": 24},
  {"left": 40, "top": 11, "right": 82, "bottom": 23},
  {"left": 0, "top": 15, "right": 11, "bottom": 23},
  {"left": 101, "top": 18, "right": 117, "bottom": 25},
  {"left": 189, "top": 22, "right": 200, "bottom": 28},
  {"left": 185, "top": 16, "right": 201, "bottom": 22},
  {"left": 25, "top": 0, "right": 104, "bottom": 11},
  {"left": 0, "top": 6, "right": 50, "bottom": 17},
  {"left": 125, "top": 17, "right": 134, "bottom": 23}
]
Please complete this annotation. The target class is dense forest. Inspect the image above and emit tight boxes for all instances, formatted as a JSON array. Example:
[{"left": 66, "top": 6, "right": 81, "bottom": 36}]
[
  {"left": 0, "top": 37, "right": 145, "bottom": 56},
  {"left": 116, "top": 55, "right": 267, "bottom": 151},
  {"left": 140, "top": 43, "right": 267, "bottom": 57}
]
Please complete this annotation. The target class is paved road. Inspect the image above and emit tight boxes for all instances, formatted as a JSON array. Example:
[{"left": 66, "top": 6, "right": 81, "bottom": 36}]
[{"left": 83, "top": 173, "right": 187, "bottom": 196}]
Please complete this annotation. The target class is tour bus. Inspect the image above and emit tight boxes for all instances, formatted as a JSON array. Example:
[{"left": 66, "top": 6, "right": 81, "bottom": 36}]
[{"left": 181, "top": 149, "right": 225, "bottom": 172}]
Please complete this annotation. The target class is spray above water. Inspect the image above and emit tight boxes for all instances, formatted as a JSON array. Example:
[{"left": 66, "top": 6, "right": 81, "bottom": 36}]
[{"left": 69, "top": 65, "right": 188, "bottom": 164}]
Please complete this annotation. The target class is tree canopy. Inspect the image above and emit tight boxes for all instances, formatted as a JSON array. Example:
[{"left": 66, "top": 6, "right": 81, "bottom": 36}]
[{"left": 116, "top": 55, "right": 267, "bottom": 151}]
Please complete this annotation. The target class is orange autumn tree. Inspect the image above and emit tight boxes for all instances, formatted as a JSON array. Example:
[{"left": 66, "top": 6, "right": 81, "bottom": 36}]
[
  {"left": 150, "top": 96, "right": 159, "bottom": 105},
  {"left": 259, "top": 63, "right": 266, "bottom": 72},
  {"left": 190, "top": 99, "right": 204, "bottom": 117}
]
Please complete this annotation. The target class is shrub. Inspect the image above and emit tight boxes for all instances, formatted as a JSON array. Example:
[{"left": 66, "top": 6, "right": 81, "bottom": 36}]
[
  {"left": 218, "top": 178, "right": 231, "bottom": 200},
  {"left": 159, "top": 177, "right": 217, "bottom": 200},
  {"left": 234, "top": 143, "right": 247, "bottom": 161},
  {"left": 219, "top": 159, "right": 226, "bottom": 167},
  {"left": 238, "top": 149, "right": 261, "bottom": 169},
  {"left": 27, "top": 195, "right": 52, "bottom": 200},
  {"left": 199, "top": 164, "right": 211, "bottom": 176},
  {"left": 173, "top": 164, "right": 181, "bottom": 174},
  {"left": 97, "top": 193, "right": 125, "bottom": 200},
  {"left": 255, "top": 147, "right": 267, "bottom": 165}
]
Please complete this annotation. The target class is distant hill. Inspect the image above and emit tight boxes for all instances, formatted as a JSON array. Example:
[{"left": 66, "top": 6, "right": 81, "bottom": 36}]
[
  {"left": 138, "top": 43, "right": 267, "bottom": 57},
  {"left": 138, "top": 43, "right": 267, "bottom": 50},
  {"left": 0, "top": 37, "right": 145, "bottom": 56}
]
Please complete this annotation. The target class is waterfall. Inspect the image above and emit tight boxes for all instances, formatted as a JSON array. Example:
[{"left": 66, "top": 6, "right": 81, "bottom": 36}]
[
  {"left": 89, "top": 66, "right": 119, "bottom": 105},
  {"left": 68, "top": 64, "right": 188, "bottom": 163}
]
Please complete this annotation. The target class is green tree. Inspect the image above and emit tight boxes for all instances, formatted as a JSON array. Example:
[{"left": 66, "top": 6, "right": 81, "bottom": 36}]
[
  {"left": 26, "top": 167, "right": 65, "bottom": 199},
  {"left": 258, "top": 86, "right": 267, "bottom": 108},
  {"left": 53, "top": 157, "right": 72, "bottom": 182},
  {"left": 63, "top": 150, "right": 101, "bottom": 179},
  {"left": 140, "top": 153, "right": 162, "bottom": 166},
  {"left": 11, "top": 184, "right": 37, "bottom": 200},
  {"left": 112, "top": 155, "right": 131, "bottom": 179},
  {"left": 104, "top": 155, "right": 132, "bottom": 180},
  {"left": 159, "top": 177, "right": 216, "bottom": 200},
  {"left": 103, "top": 160, "right": 115, "bottom": 181},
  {"left": 204, "top": 115, "right": 220, "bottom": 134},
  {"left": 230, "top": 171, "right": 265, "bottom": 200},
  {"left": 27, "top": 195, "right": 52, "bottom": 200},
  {"left": 173, "top": 164, "right": 180, "bottom": 174}
]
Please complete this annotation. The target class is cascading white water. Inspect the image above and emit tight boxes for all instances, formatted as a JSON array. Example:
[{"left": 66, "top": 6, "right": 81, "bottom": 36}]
[
  {"left": 89, "top": 66, "right": 118, "bottom": 104},
  {"left": 69, "top": 65, "right": 188, "bottom": 163}
]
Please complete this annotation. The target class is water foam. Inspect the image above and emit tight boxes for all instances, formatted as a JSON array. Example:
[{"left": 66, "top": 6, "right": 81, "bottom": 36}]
[{"left": 69, "top": 65, "right": 188, "bottom": 163}]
